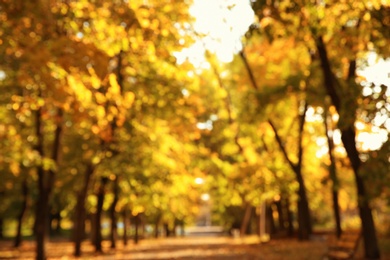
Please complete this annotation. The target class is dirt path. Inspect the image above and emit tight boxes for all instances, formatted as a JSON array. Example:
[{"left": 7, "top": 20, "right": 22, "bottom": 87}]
[{"left": 0, "top": 235, "right": 328, "bottom": 260}]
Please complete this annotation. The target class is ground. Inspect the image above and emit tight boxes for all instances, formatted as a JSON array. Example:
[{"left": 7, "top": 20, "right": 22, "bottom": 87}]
[
  {"left": 0, "top": 235, "right": 389, "bottom": 260},
  {"left": 0, "top": 235, "right": 326, "bottom": 260}
]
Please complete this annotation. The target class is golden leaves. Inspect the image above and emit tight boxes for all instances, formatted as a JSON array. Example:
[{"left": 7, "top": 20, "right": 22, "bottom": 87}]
[
  {"left": 9, "top": 161, "right": 20, "bottom": 176},
  {"left": 108, "top": 73, "right": 121, "bottom": 96},
  {"left": 123, "top": 92, "right": 135, "bottom": 108},
  {"left": 67, "top": 75, "right": 92, "bottom": 103}
]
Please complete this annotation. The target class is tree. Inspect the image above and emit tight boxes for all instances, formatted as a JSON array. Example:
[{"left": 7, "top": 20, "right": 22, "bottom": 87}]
[{"left": 249, "top": 1, "right": 390, "bottom": 257}]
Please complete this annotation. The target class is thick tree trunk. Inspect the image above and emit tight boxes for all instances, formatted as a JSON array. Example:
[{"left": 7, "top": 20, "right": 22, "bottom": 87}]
[
  {"left": 342, "top": 127, "right": 379, "bottom": 258},
  {"left": 94, "top": 177, "right": 108, "bottom": 252},
  {"left": 34, "top": 184, "right": 50, "bottom": 260},
  {"left": 73, "top": 164, "right": 94, "bottom": 256},
  {"left": 109, "top": 177, "right": 119, "bottom": 249},
  {"left": 34, "top": 105, "right": 62, "bottom": 260},
  {"left": 316, "top": 36, "right": 380, "bottom": 259},
  {"left": 14, "top": 179, "right": 28, "bottom": 247},
  {"left": 35, "top": 106, "right": 62, "bottom": 260}
]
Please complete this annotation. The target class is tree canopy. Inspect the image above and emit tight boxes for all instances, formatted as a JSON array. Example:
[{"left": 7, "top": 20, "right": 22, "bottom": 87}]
[{"left": 0, "top": 1, "right": 389, "bottom": 259}]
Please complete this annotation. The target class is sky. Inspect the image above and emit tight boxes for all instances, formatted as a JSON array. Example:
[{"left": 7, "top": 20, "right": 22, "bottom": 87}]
[{"left": 178, "top": 0, "right": 254, "bottom": 65}]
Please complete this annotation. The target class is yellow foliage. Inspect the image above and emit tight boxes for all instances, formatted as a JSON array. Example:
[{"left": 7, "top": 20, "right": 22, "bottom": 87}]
[
  {"left": 95, "top": 92, "right": 106, "bottom": 104},
  {"left": 67, "top": 75, "right": 92, "bottom": 103},
  {"left": 123, "top": 92, "right": 135, "bottom": 107},
  {"left": 90, "top": 75, "right": 101, "bottom": 89},
  {"left": 108, "top": 73, "right": 121, "bottom": 95},
  {"left": 10, "top": 161, "right": 20, "bottom": 176},
  {"left": 96, "top": 105, "right": 106, "bottom": 119}
]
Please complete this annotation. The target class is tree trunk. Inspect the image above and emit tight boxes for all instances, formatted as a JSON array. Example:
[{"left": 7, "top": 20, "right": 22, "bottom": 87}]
[
  {"left": 73, "top": 164, "right": 94, "bottom": 256},
  {"left": 240, "top": 204, "right": 252, "bottom": 236},
  {"left": 54, "top": 212, "right": 61, "bottom": 234},
  {"left": 154, "top": 214, "right": 161, "bottom": 238},
  {"left": 332, "top": 188, "right": 342, "bottom": 238},
  {"left": 109, "top": 177, "right": 119, "bottom": 249},
  {"left": 0, "top": 217, "right": 3, "bottom": 238},
  {"left": 284, "top": 197, "right": 294, "bottom": 237},
  {"left": 89, "top": 214, "right": 96, "bottom": 245},
  {"left": 316, "top": 36, "right": 380, "bottom": 259},
  {"left": 34, "top": 104, "right": 62, "bottom": 260},
  {"left": 34, "top": 106, "right": 62, "bottom": 260},
  {"left": 164, "top": 223, "right": 171, "bottom": 237},
  {"left": 295, "top": 166, "right": 312, "bottom": 240},
  {"left": 34, "top": 184, "right": 50, "bottom": 260},
  {"left": 268, "top": 112, "right": 312, "bottom": 240},
  {"left": 49, "top": 210, "right": 61, "bottom": 236},
  {"left": 275, "top": 199, "right": 286, "bottom": 231},
  {"left": 122, "top": 209, "right": 128, "bottom": 246},
  {"left": 134, "top": 214, "right": 140, "bottom": 244},
  {"left": 240, "top": 50, "right": 312, "bottom": 239},
  {"left": 342, "top": 127, "right": 379, "bottom": 258},
  {"left": 94, "top": 177, "right": 108, "bottom": 253},
  {"left": 14, "top": 179, "right": 28, "bottom": 247},
  {"left": 266, "top": 204, "right": 276, "bottom": 235},
  {"left": 324, "top": 108, "right": 342, "bottom": 238}
]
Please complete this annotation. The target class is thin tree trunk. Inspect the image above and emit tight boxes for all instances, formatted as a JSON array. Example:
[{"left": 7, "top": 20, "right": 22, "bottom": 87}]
[
  {"left": 109, "top": 177, "right": 119, "bottom": 249},
  {"left": 73, "top": 164, "right": 94, "bottom": 256},
  {"left": 275, "top": 199, "right": 286, "bottom": 231},
  {"left": 316, "top": 36, "right": 380, "bottom": 259},
  {"left": 266, "top": 204, "right": 276, "bottom": 235},
  {"left": 154, "top": 214, "right": 161, "bottom": 238},
  {"left": 240, "top": 203, "right": 252, "bottom": 236},
  {"left": 0, "top": 217, "right": 3, "bottom": 238},
  {"left": 94, "top": 177, "right": 108, "bottom": 252},
  {"left": 164, "top": 223, "right": 171, "bottom": 237},
  {"left": 284, "top": 197, "right": 294, "bottom": 237},
  {"left": 122, "top": 209, "right": 128, "bottom": 246},
  {"left": 268, "top": 112, "right": 312, "bottom": 240},
  {"left": 324, "top": 107, "right": 342, "bottom": 238},
  {"left": 134, "top": 214, "right": 140, "bottom": 244},
  {"left": 34, "top": 101, "right": 47, "bottom": 260},
  {"left": 14, "top": 179, "right": 28, "bottom": 247},
  {"left": 54, "top": 212, "right": 61, "bottom": 234}
]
